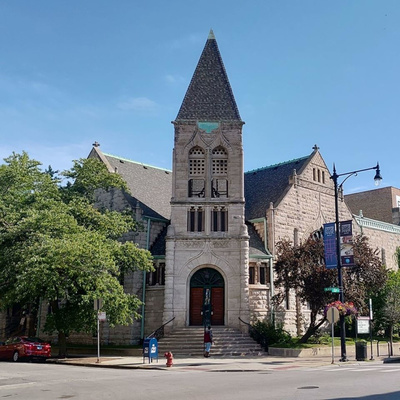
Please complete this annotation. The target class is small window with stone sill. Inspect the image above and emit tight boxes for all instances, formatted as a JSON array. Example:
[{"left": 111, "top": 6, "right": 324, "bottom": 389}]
[
  {"left": 248, "top": 263, "right": 270, "bottom": 286},
  {"left": 188, "top": 206, "right": 205, "bottom": 232},
  {"left": 211, "top": 206, "right": 228, "bottom": 232},
  {"left": 146, "top": 262, "right": 165, "bottom": 286}
]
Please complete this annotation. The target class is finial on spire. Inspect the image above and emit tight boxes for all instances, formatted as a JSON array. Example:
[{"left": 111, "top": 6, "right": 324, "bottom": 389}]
[
  {"left": 93, "top": 141, "right": 100, "bottom": 147},
  {"left": 208, "top": 29, "right": 215, "bottom": 40},
  {"left": 312, "top": 144, "right": 320, "bottom": 151}
]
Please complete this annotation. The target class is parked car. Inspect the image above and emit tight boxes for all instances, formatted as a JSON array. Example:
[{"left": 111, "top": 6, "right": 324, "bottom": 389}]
[{"left": 0, "top": 336, "right": 51, "bottom": 362}]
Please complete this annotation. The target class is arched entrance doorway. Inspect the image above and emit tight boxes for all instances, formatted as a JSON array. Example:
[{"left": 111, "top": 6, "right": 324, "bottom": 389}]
[{"left": 190, "top": 268, "right": 224, "bottom": 326}]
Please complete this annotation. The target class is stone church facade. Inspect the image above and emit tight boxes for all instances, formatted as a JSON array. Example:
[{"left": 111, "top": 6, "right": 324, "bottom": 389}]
[
  {"left": 2, "top": 31, "right": 398, "bottom": 344},
  {"left": 84, "top": 31, "right": 400, "bottom": 343}
]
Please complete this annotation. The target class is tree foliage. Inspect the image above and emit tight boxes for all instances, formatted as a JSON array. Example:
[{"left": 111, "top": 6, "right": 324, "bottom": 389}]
[
  {"left": 372, "top": 270, "right": 400, "bottom": 351},
  {"left": 0, "top": 153, "right": 153, "bottom": 356},
  {"left": 273, "top": 235, "right": 387, "bottom": 343}
]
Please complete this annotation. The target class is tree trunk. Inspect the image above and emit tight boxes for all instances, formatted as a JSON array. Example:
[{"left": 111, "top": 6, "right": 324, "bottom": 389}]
[
  {"left": 57, "top": 331, "right": 67, "bottom": 358},
  {"left": 299, "top": 317, "right": 326, "bottom": 343}
]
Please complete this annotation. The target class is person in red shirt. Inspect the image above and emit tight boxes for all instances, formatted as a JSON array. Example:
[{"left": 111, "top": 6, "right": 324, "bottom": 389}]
[{"left": 204, "top": 325, "right": 213, "bottom": 357}]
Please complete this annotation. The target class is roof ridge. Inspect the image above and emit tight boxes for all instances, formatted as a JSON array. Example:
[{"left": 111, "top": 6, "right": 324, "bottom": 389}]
[
  {"left": 245, "top": 156, "right": 309, "bottom": 174},
  {"left": 102, "top": 152, "right": 172, "bottom": 173}
]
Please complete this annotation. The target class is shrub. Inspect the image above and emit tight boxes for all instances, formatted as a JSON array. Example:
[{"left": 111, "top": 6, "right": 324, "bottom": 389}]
[{"left": 250, "top": 321, "right": 292, "bottom": 350}]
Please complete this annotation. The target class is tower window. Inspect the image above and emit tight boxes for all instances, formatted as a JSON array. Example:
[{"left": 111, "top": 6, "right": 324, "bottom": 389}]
[
  {"left": 211, "top": 207, "right": 228, "bottom": 232},
  {"left": 211, "top": 179, "right": 228, "bottom": 198},
  {"left": 189, "top": 147, "right": 205, "bottom": 175},
  {"left": 188, "top": 206, "right": 204, "bottom": 232},
  {"left": 189, "top": 179, "right": 205, "bottom": 197}
]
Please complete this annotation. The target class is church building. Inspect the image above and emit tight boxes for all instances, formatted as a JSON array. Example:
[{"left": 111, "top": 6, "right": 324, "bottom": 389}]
[{"left": 84, "top": 30, "right": 400, "bottom": 344}]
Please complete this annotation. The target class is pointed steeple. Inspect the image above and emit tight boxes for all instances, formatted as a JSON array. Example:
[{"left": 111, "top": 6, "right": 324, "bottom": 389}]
[{"left": 176, "top": 30, "right": 241, "bottom": 122}]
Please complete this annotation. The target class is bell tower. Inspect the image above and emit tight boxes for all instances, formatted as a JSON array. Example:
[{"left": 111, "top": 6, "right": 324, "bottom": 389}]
[{"left": 164, "top": 30, "right": 250, "bottom": 330}]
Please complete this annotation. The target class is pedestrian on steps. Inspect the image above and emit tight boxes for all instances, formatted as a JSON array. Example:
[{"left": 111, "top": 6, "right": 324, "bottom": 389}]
[{"left": 204, "top": 325, "right": 213, "bottom": 357}]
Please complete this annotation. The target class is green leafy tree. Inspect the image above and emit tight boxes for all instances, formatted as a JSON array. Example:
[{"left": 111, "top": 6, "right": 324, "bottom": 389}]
[
  {"left": 273, "top": 235, "right": 387, "bottom": 343},
  {"left": 372, "top": 270, "right": 400, "bottom": 354},
  {"left": 0, "top": 153, "right": 153, "bottom": 356}
]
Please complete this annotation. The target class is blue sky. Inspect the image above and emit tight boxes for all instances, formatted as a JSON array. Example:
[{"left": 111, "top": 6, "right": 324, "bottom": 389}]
[{"left": 1, "top": 1, "right": 398, "bottom": 193}]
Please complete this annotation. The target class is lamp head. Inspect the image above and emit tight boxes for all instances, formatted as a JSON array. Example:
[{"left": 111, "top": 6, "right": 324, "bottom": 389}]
[{"left": 374, "top": 163, "right": 382, "bottom": 186}]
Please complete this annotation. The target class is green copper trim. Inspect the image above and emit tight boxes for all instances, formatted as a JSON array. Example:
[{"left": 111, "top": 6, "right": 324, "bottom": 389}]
[{"left": 197, "top": 121, "right": 219, "bottom": 133}]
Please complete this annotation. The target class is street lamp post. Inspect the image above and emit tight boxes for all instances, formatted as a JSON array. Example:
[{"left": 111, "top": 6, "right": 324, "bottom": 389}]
[{"left": 330, "top": 163, "right": 382, "bottom": 362}]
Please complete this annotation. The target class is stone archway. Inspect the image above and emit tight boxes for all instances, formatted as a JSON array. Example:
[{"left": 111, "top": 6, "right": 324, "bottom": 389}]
[{"left": 189, "top": 267, "right": 224, "bottom": 326}]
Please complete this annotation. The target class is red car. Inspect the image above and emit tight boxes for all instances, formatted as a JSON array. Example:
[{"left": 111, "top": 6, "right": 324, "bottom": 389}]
[{"left": 0, "top": 336, "right": 51, "bottom": 362}]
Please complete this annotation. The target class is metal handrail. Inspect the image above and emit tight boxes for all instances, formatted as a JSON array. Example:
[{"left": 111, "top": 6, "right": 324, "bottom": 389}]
[{"left": 146, "top": 317, "right": 175, "bottom": 341}]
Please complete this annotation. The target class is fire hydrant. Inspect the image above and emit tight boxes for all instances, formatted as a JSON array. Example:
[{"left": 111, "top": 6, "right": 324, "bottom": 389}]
[{"left": 164, "top": 351, "right": 173, "bottom": 367}]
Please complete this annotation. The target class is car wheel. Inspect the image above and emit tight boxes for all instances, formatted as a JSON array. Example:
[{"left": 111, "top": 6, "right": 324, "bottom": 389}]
[{"left": 12, "top": 351, "right": 19, "bottom": 362}]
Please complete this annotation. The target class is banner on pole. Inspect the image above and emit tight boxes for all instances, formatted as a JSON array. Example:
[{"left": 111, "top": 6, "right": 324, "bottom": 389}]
[
  {"left": 340, "top": 220, "right": 354, "bottom": 266},
  {"left": 323, "top": 223, "right": 337, "bottom": 269}
]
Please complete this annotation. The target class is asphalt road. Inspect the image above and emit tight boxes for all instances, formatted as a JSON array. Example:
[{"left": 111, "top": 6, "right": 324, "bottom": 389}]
[{"left": 1, "top": 360, "right": 400, "bottom": 399}]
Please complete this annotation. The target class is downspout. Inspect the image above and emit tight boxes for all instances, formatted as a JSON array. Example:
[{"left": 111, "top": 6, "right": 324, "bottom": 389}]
[
  {"left": 268, "top": 202, "right": 275, "bottom": 325},
  {"left": 140, "top": 217, "right": 151, "bottom": 342}
]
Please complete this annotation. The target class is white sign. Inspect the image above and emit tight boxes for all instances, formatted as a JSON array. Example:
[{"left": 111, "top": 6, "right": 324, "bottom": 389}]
[
  {"left": 357, "top": 317, "right": 370, "bottom": 334},
  {"left": 98, "top": 312, "right": 107, "bottom": 321}
]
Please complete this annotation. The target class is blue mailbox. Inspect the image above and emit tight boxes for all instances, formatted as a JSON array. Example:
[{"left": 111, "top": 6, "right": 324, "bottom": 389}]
[{"left": 143, "top": 337, "right": 158, "bottom": 363}]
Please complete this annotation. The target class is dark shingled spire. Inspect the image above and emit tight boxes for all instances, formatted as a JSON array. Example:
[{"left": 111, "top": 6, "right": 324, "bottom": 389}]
[{"left": 176, "top": 30, "right": 241, "bottom": 122}]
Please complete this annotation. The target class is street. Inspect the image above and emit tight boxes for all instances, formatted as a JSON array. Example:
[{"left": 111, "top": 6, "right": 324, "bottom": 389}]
[{"left": 1, "top": 361, "right": 400, "bottom": 399}]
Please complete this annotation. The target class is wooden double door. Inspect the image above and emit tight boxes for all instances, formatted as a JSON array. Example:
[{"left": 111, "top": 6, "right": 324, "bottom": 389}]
[{"left": 189, "top": 268, "right": 224, "bottom": 326}]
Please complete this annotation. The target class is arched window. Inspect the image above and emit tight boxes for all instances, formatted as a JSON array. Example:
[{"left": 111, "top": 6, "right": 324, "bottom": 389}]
[
  {"left": 211, "top": 146, "right": 228, "bottom": 198},
  {"left": 188, "top": 147, "right": 205, "bottom": 197}
]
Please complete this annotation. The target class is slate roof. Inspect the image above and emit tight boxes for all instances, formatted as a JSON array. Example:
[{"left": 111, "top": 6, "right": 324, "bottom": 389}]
[
  {"left": 175, "top": 30, "right": 241, "bottom": 122},
  {"left": 244, "top": 156, "right": 310, "bottom": 221},
  {"left": 103, "top": 153, "right": 172, "bottom": 220},
  {"left": 247, "top": 222, "right": 270, "bottom": 257}
]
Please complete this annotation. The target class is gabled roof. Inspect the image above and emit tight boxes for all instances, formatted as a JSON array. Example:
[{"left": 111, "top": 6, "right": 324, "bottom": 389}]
[
  {"left": 90, "top": 147, "right": 172, "bottom": 220},
  {"left": 244, "top": 156, "right": 310, "bottom": 221},
  {"left": 247, "top": 222, "right": 270, "bottom": 257},
  {"left": 175, "top": 30, "right": 241, "bottom": 122}
]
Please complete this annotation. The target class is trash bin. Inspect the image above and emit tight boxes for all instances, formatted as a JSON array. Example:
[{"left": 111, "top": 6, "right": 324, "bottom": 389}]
[{"left": 355, "top": 341, "right": 367, "bottom": 361}]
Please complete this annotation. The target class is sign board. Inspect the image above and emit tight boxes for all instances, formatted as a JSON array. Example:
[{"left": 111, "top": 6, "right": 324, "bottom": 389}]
[
  {"left": 357, "top": 317, "right": 370, "bottom": 334},
  {"left": 326, "top": 307, "right": 340, "bottom": 324},
  {"left": 324, "top": 287, "right": 340, "bottom": 293},
  {"left": 340, "top": 220, "right": 355, "bottom": 266},
  {"left": 323, "top": 223, "right": 337, "bottom": 269},
  {"left": 98, "top": 312, "right": 107, "bottom": 321},
  {"left": 94, "top": 299, "right": 103, "bottom": 311}
]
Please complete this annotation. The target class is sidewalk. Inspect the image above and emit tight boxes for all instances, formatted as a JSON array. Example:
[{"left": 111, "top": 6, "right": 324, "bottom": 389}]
[{"left": 47, "top": 353, "right": 392, "bottom": 372}]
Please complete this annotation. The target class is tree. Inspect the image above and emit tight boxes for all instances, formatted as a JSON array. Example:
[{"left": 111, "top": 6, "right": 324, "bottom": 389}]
[
  {"left": 373, "top": 270, "right": 400, "bottom": 354},
  {"left": 273, "top": 235, "right": 387, "bottom": 343},
  {"left": 0, "top": 153, "right": 153, "bottom": 356}
]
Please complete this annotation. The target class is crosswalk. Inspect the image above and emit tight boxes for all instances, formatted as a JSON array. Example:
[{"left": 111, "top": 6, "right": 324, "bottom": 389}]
[{"left": 304, "top": 364, "right": 400, "bottom": 374}]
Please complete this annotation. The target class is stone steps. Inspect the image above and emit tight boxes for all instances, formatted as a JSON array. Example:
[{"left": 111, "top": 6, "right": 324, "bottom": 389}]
[{"left": 157, "top": 326, "right": 263, "bottom": 357}]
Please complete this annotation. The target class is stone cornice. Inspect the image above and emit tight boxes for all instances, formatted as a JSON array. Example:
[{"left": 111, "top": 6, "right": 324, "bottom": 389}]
[{"left": 354, "top": 214, "right": 400, "bottom": 234}]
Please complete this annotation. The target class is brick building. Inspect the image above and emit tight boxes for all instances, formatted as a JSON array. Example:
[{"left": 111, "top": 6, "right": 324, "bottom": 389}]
[{"left": 345, "top": 186, "right": 400, "bottom": 225}]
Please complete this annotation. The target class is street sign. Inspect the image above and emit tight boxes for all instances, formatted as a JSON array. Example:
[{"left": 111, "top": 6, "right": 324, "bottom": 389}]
[
  {"left": 98, "top": 312, "right": 107, "bottom": 321},
  {"left": 94, "top": 299, "right": 103, "bottom": 311},
  {"left": 324, "top": 287, "right": 340, "bottom": 293},
  {"left": 326, "top": 307, "right": 340, "bottom": 324}
]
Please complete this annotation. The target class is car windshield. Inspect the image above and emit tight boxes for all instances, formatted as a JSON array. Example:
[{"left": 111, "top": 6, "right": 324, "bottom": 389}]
[{"left": 25, "top": 337, "right": 44, "bottom": 343}]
